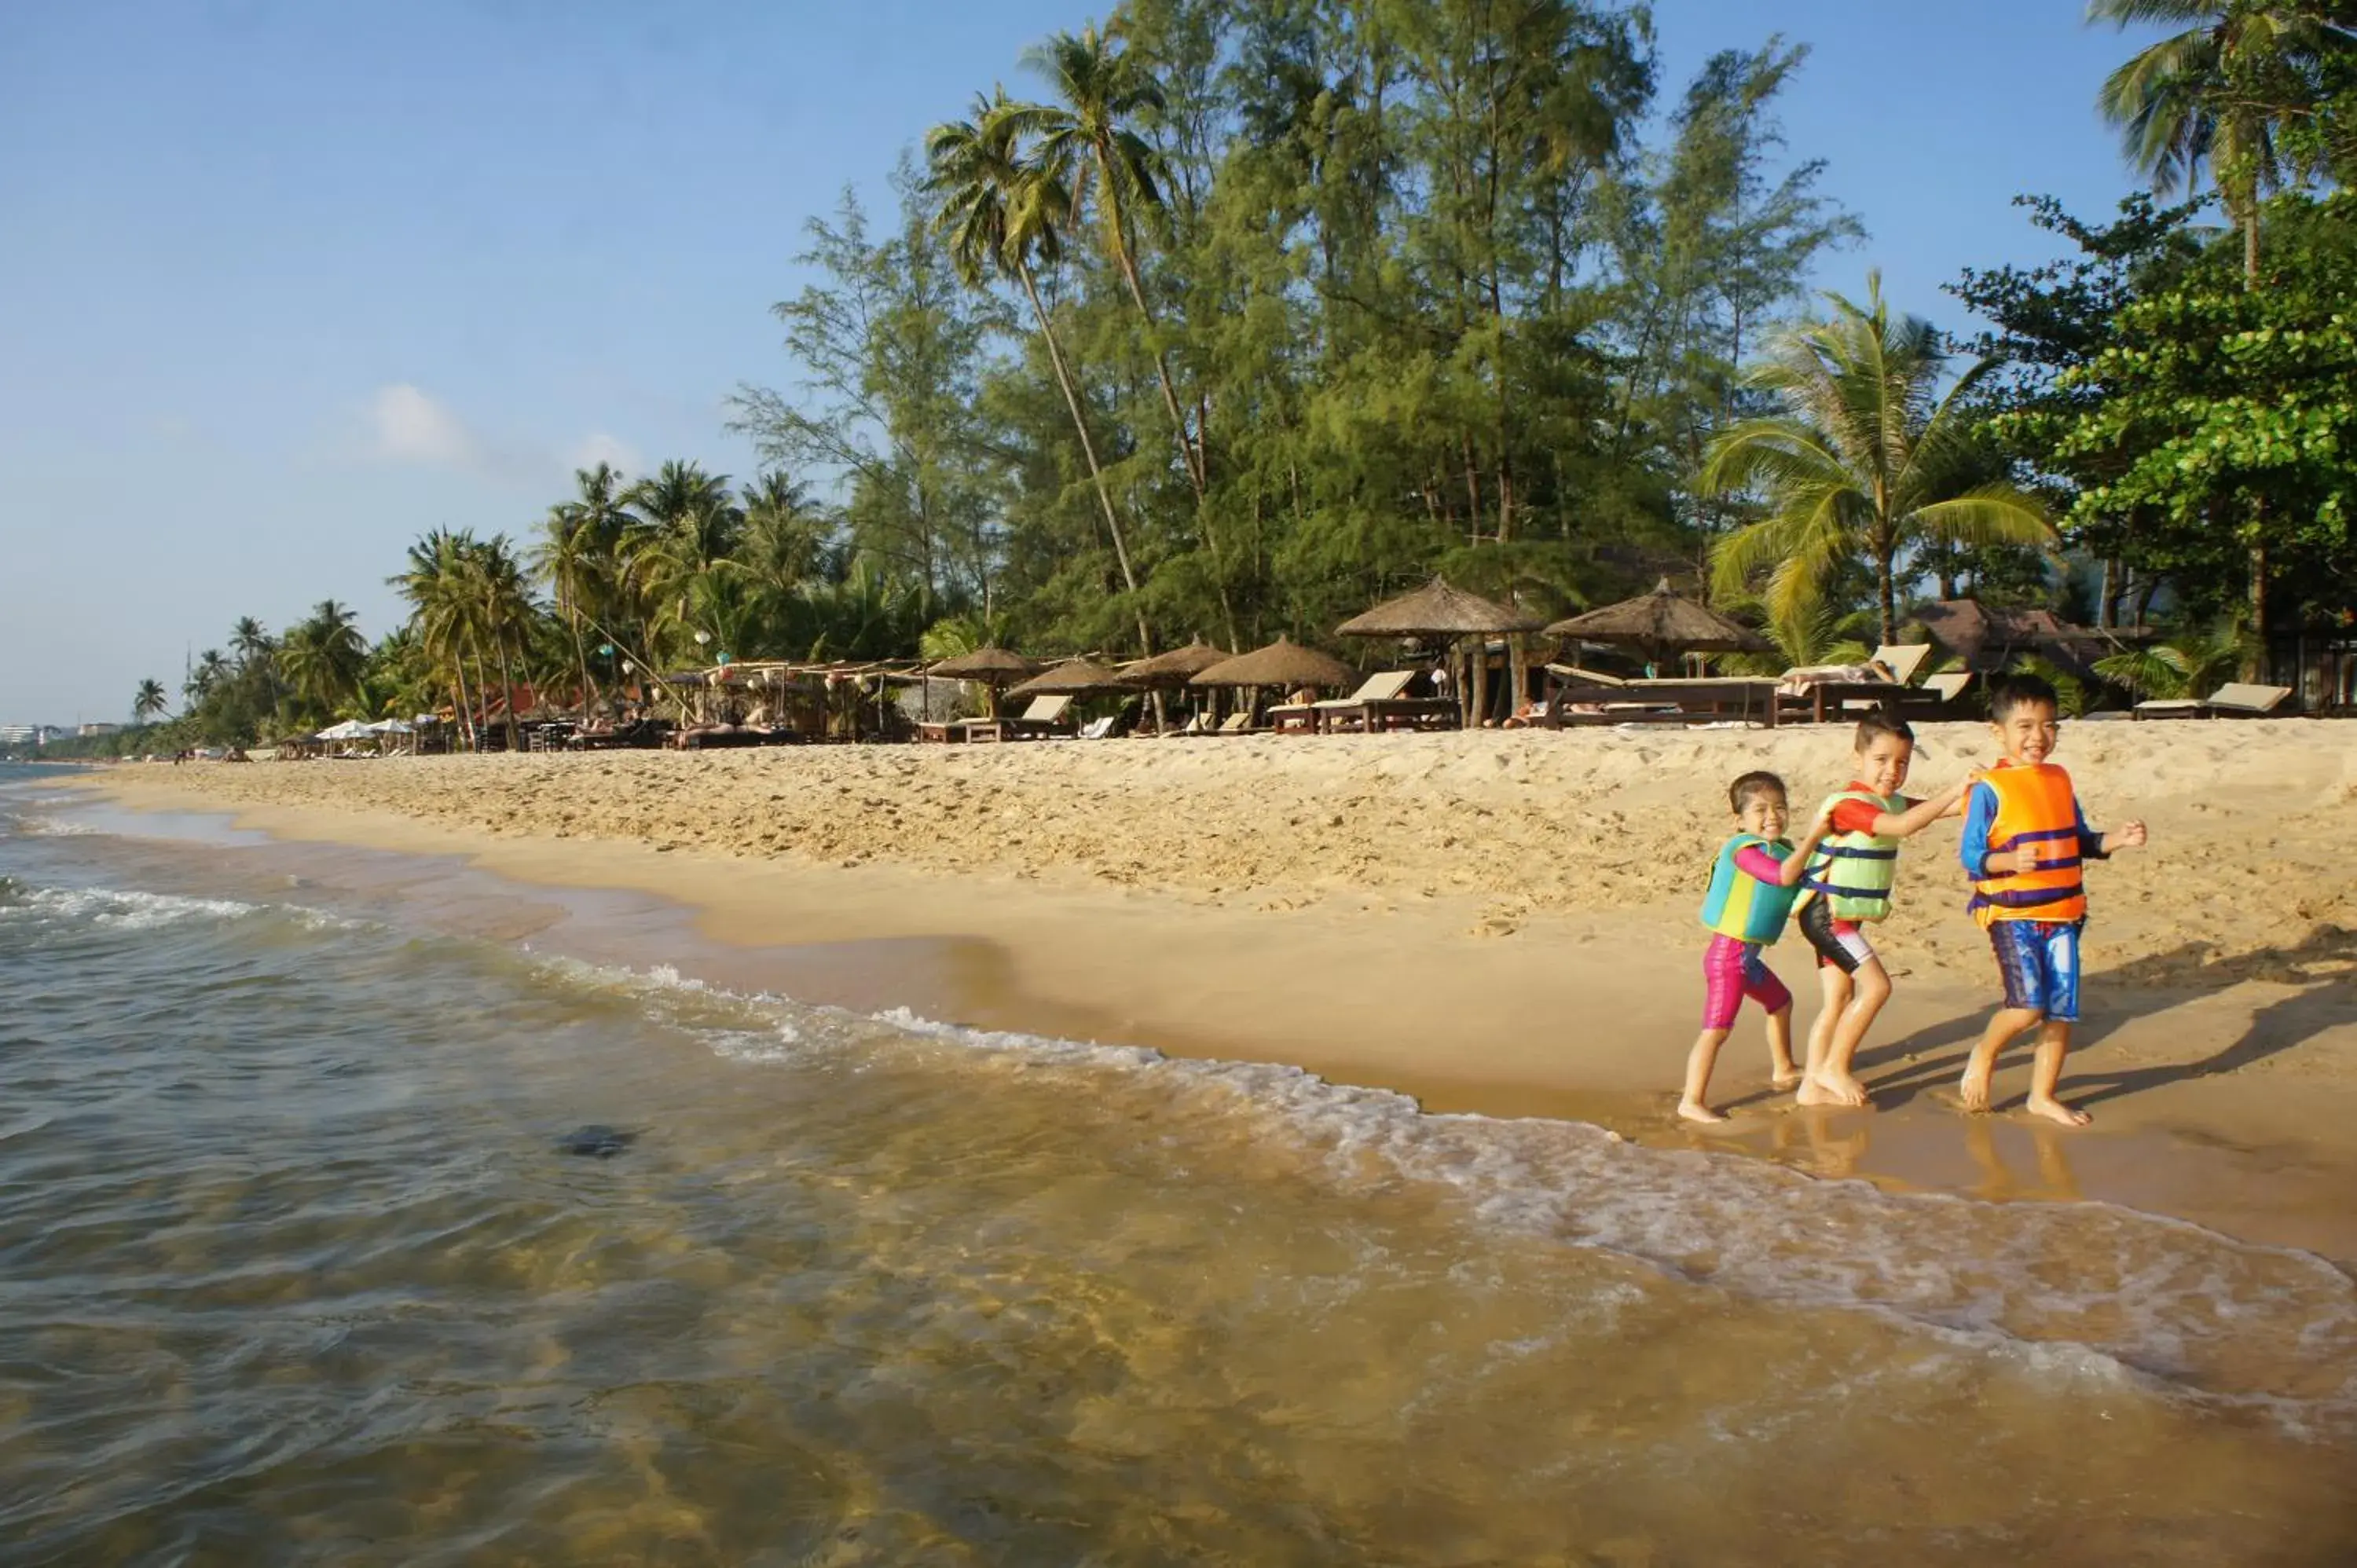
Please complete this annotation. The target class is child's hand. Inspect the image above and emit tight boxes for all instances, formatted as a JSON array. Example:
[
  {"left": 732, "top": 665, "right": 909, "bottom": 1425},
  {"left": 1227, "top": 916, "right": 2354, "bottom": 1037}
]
[{"left": 2110, "top": 820, "right": 2148, "bottom": 851}]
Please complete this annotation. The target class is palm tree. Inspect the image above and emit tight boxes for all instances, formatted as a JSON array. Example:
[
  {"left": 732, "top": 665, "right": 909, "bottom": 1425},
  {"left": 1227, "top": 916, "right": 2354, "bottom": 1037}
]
[
  {"left": 392, "top": 529, "right": 487, "bottom": 747},
  {"left": 230, "top": 616, "right": 278, "bottom": 713},
  {"left": 625, "top": 461, "right": 742, "bottom": 663},
  {"left": 1703, "top": 274, "right": 2057, "bottom": 647},
  {"left": 279, "top": 600, "right": 368, "bottom": 720},
  {"left": 460, "top": 537, "right": 538, "bottom": 750},
  {"left": 927, "top": 91, "right": 1155, "bottom": 658},
  {"left": 183, "top": 648, "right": 230, "bottom": 709},
  {"left": 1008, "top": 26, "right": 1241, "bottom": 640},
  {"left": 1010, "top": 27, "right": 1203, "bottom": 495},
  {"left": 132, "top": 679, "right": 169, "bottom": 726},
  {"left": 2089, "top": 0, "right": 2355, "bottom": 285}
]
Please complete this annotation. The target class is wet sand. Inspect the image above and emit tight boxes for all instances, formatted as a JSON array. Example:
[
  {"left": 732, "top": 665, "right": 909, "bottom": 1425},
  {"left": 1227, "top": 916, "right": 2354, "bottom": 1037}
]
[{"left": 75, "top": 724, "right": 2357, "bottom": 1264}]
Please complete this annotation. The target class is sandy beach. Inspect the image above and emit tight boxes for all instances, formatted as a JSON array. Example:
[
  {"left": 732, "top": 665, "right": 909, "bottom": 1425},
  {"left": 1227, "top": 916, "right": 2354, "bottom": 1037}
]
[{"left": 81, "top": 721, "right": 2357, "bottom": 1258}]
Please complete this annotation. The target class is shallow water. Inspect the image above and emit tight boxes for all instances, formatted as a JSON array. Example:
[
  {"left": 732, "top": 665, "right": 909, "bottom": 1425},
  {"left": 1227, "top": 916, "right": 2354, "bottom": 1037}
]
[{"left": 3, "top": 771, "right": 2355, "bottom": 1565}]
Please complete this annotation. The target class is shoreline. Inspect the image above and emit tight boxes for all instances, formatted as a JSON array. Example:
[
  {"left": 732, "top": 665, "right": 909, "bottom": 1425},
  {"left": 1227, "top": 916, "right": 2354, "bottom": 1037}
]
[{"left": 60, "top": 737, "right": 2357, "bottom": 1264}]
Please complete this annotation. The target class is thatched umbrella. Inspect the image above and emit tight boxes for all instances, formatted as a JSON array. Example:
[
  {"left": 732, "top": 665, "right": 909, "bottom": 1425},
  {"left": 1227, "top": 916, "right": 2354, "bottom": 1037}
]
[
  {"left": 1337, "top": 575, "right": 1544, "bottom": 726},
  {"left": 926, "top": 646, "right": 1038, "bottom": 717},
  {"left": 1115, "top": 640, "right": 1230, "bottom": 688},
  {"left": 1006, "top": 656, "right": 1127, "bottom": 700},
  {"left": 1544, "top": 579, "right": 1769, "bottom": 672},
  {"left": 1190, "top": 638, "right": 1358, "bottom": 714}
]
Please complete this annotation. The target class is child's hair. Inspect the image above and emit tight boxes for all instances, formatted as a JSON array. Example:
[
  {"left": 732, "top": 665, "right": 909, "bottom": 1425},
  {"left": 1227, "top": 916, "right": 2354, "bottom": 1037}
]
[
  {"left": 1852, "top": 711, "right": 1915, "bottom": 751},
  {"left": 1989, "top": 672, "right": 2060, "bottom": 720},
  {"left": 1728, "top": 771, "right": 1786, "bottom": 813}
]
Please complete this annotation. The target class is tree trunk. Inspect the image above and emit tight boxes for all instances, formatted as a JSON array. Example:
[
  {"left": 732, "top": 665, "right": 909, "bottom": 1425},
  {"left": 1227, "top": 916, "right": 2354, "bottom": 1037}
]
[
  {"left": 1877, "top": 544, "right": 1898, "bottom": 650},
  {"left": 2247, "top": 536, "right": 2268, "bottom": 680},
  {"left": 1018, "top": 262, "right": 1153, "bottom": 658},
  {"left": 2244, "top": 210, "right": 2260, "bottom": 290},
  {"left": 493, "top": 633, "right": 522, "bottom": 753},
  {"left": 1098, "top": 187, "right": 1235, "bottom": 647}
]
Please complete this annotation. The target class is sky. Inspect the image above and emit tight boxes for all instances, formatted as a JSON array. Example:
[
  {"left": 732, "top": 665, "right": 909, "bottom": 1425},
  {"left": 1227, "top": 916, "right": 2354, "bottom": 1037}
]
[{"left": 0, "top": 0, "right": 2170, "bottom": 727}]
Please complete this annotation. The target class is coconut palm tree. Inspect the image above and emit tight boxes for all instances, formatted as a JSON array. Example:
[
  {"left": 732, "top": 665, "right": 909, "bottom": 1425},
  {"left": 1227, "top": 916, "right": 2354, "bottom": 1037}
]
[
  {"left": 1008, "top": 27, "right": 1202, "bottom": 493},
  {"left": 459, "top": 537, "right": 538, "bottom": 749},
  {"left": 1703, "top": 274, "right": 2057, "bottom": 647},
  {"left": 278, "top": 600, "right": 368, "bottom": 721},
  {"left": 392, "top": 528, "right": 488, "bottom": 747},
  {"left": 625, "top": 461, "right": 742, "bottom": 663},
  {"left": 132, "top": 679, "right": 169, "bottom": 726},
  {"left": 2089, "top": 0, "right": 2356, "bottom": 284},
  {"left": 926, "top": 90, "right": 1154, "bottom": 658},
  {"left": 1007, "top": 27, "right": 1241, "bottom": 641},
  {"left": 229, "top": 616, "right": 278, "bottom": 713}
]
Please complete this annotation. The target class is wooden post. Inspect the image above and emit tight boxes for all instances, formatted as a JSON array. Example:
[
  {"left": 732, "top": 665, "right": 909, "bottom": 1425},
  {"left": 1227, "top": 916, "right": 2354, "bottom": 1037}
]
[{"left": 1470, "top": 639, "right": 1490, "bottom": 731}]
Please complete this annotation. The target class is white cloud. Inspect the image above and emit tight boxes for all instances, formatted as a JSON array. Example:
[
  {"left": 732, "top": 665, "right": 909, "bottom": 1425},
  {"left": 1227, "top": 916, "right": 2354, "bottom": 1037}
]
[
  {"left": 357, "top": 384, "right": 638, "bottom": 487},
  {"left": 368, "top": 383, "right": 480, "bottom": 469},
  {"left": 566, "top": 432, "right": 641, "bottom": 478}
]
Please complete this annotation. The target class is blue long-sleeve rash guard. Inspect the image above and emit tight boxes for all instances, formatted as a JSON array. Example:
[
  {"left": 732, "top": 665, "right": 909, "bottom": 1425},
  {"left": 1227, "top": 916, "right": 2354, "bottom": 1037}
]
[{"left": 1958, "top": 777, "right": 2107, "bottom": 880}]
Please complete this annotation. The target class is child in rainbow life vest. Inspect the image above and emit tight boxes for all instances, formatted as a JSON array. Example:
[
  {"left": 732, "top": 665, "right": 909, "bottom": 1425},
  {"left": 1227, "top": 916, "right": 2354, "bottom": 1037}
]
[
  {"left": 1956, "top": 674, "right": 2146, "bottom": 1127},
  {"left": 1679, "top": 771, "right": 1833, "bottom": 1124},
  {"left": 1792, "top": 713, "right": 1971, "bottom": 1108}
]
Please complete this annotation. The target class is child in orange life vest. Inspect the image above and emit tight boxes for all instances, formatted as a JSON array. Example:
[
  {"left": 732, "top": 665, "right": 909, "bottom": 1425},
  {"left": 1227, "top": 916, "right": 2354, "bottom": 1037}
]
[
  {"left": 1792, "top": 713, "right": 1970, "bottom": 1108},
  {"left": 1680, "top": 771, "right": 1832, "bottom": 1124},
  {"left": 1957, "top": 675, "right": 2146, "bottom": 1127}
]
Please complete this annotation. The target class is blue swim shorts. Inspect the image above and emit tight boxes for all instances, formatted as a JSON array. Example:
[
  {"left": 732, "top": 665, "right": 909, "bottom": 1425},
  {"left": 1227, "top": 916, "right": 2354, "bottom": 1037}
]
[{"left": 1988, "top": 919, "right": 2083, "bottom": 1023}]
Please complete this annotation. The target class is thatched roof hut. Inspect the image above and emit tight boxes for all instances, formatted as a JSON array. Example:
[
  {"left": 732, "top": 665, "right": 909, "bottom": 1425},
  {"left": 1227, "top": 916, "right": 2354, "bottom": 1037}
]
[
  {"left": 1191, "top": 637, "right": 1358, "bottom": 690},
  {"left": 1116, "top": 641, "right": 1231, "bottom": 687},
  {"left": 1006, "top": 656, "right": 1128, "bottom": 698},
  {"left": 1911, "top": 600, "right": 2124, "bottom": 678},
  {"left": 1336, "top": 576, "right": 1544, "bottom": 638},
  {"left": 926, "top": 647, "right": 1037, "bottom": 680},
  {"left": 1544, "top": 579, "right": 1769, "bottom": 658}
]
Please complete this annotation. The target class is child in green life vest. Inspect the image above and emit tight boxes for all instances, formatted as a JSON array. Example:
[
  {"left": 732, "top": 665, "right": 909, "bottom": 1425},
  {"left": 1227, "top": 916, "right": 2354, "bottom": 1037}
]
[
  {"left": 1793, "top": 713, "right": 1970, "bottom": 1108},
  {"left": 1681, "top": 771, "right": 1833, "bottom": 1124}
]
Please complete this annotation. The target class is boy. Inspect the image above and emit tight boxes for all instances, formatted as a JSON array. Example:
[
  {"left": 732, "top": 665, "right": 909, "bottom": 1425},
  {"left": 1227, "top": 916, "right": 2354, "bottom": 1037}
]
[
  {"left": 1794, "top": 714, "right": 1968, "bottom": 1108},
  {"left": 1680, "top": 771, "right": 1831, "bottom": 1124},
  {"left": 1957, "top": 675, "right": 2146, "bottom": 1127}
]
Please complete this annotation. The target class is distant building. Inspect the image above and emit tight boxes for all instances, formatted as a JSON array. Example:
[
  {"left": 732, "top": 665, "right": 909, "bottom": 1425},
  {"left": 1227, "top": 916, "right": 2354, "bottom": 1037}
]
[
  {"left": 0, "top": 724, "right": 35, "bottom": 745},
  {"left": 76, "top": 722, "right": 122, "bottom": 738}
]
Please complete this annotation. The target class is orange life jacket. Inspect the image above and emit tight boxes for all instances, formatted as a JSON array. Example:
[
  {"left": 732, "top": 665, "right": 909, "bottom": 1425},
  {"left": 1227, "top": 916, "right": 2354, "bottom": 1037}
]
[{"left": 1969, "top": 762, "right": 2088, "bottom": 928}]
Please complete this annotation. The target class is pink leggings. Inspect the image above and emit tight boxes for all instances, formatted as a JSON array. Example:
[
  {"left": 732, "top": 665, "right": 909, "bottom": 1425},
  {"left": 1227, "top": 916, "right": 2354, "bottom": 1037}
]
[{"left": 1701, "top": 935, "right": 1792, "bottom": 1030}]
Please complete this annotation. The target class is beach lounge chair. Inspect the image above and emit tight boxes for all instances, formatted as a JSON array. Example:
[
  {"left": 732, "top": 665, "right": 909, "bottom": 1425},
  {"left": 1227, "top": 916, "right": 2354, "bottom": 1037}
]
[
  {"left": 2133, "top": 682, "right": 2294, "bottom": 720},
  {"left": 1872, "top": 643, "right": 1935, "bottom": 686},
  {"left": 1304, "top": 671, "right": 1414, "bottom": 732},
  {"left": 1185, "top": 711, "right": 1256, "bottom": 736},
  {"left": 959, "top": 694, "right": 1076, "bottom": 742},
  {"left": 1076, "top": 715, "right": 1119, "bottom": 740},
  {"left": 1546, "top": 676, "right": 1780, "bottom": 728}
]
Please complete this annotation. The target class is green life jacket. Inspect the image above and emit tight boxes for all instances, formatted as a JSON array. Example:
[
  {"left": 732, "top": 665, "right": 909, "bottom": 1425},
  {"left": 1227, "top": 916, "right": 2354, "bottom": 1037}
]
[
  {"left": 1699, "top": 833, "right": 1801, "bottom": 944},
  {"left": 1802, "top": 789, "right": 1903, "bottom": 921}
]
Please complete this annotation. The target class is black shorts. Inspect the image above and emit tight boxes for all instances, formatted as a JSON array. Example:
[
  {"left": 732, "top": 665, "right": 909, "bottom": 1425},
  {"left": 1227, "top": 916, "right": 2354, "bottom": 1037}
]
[{"left": 1798, "top": 896, "right": 1878, "bottom": 975}]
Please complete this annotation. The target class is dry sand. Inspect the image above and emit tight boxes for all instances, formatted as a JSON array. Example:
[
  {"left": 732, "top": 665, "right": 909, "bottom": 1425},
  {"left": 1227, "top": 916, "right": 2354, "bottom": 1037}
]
[{"left": 82, "top": 720, "right": 2357, "bottom": 1257}]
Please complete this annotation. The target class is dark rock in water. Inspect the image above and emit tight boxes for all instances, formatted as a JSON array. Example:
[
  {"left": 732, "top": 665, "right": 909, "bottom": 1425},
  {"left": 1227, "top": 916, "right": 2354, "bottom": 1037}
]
[{"left": 555, "top": 1124, "right": 636, "bottom": 1159}]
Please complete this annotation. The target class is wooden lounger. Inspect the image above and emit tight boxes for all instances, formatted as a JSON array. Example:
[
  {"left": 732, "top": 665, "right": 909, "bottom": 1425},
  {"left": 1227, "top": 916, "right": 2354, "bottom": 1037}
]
[{"left": 2134, "top": 682, "right": 2294, "bottom": 720}]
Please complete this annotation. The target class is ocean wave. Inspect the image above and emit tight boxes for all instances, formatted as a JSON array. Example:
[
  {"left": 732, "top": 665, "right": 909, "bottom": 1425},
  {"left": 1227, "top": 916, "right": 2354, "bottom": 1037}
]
[
  {"left": 520, "top": 951, "right": 2357, "bottom": 1434},
  {"left": 0, "top": 883, "right": 361, "bottom": 936}
]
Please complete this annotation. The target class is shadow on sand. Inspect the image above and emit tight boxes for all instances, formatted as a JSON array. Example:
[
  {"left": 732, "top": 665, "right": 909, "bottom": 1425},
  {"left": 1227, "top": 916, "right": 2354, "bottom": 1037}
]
[{"left": 1853, "top": 923, "right": 2357, "bottom": 1115}]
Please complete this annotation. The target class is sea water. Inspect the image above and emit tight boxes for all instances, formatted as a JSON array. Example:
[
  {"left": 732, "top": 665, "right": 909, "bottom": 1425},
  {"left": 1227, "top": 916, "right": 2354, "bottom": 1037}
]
[{"left": 2, "top": 768, "right": 2354, "bottom": 1566}]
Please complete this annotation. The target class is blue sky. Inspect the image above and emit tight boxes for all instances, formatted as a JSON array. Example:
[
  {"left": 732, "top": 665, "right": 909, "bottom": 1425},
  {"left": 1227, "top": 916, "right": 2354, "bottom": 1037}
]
[{"left": 0, "top": 0, "right": 2167, "bottom": 726}]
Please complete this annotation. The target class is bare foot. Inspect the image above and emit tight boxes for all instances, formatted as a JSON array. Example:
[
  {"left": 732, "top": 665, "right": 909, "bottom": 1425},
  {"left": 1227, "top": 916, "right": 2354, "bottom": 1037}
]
[
  {"left": 1771, "top": 1068, "right": 1805, "bottom": 1092},
  {"left": 1677, "top": 1099, "right": 1729, "bottom": 1125},
  {"left": 1957, "top": 1068, "right": 1993, "bottom": 1113},
  {"left": 2025, "top": 1095, "right": 2091, "bottom": 1129},
  {"left": 1805, "top": 1072, "right": 1871, "bottom": 1108}
]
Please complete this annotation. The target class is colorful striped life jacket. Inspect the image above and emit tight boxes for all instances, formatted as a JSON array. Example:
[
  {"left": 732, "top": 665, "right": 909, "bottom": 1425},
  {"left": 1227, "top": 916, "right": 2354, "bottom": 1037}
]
[
  {"left": 1800, "top": 789, "right": 1902, "bottom": 921},
  {"left": 1969, "top": 762, "right": 2088, "bottom": 928},
  {"left": 1699, "top": 833, "right": 1801, "bottom": 944}
]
